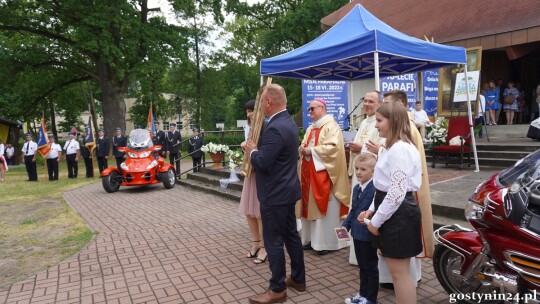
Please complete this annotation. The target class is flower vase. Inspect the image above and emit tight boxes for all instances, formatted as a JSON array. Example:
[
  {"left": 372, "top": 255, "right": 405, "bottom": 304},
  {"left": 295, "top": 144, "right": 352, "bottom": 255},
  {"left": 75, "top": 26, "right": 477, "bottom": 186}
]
[{"left": 210, "top": 152, "right": 224, "bottom": 169}]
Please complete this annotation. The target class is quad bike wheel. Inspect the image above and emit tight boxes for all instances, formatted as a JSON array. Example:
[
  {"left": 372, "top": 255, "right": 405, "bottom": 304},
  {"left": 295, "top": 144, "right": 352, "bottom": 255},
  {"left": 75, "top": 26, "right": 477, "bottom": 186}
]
[
  {"left": 102, "top": 171, "right": 121, "bottom": 193},
  {"left": 162, "top": 168, "right": 176, "bottom": 189}
]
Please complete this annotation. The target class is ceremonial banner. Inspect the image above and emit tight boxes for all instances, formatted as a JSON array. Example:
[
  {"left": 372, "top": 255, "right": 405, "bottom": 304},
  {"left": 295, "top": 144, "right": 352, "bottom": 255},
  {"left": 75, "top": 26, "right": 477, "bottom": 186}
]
[
  {"left": 147, "top": 104, "right": 156, "bottom": 136},
  {"left": 302, "top": 80, "right": 348, "bottom": 130},
  {"left": 85, "top": 115, "right": 96, "bottom": 152},
  {"left": 37, "top": 117, "right": 51, "bottom": 157}
]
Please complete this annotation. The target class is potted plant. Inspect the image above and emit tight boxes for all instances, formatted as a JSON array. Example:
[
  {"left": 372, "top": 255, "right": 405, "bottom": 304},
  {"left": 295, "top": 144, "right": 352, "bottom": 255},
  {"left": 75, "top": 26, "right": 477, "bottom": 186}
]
[
  {"left": 201, "top": 142, "right": 230, "bottom": 169},
  {"left": 427, "top": 118, "right": 448, "bottom": 146}
]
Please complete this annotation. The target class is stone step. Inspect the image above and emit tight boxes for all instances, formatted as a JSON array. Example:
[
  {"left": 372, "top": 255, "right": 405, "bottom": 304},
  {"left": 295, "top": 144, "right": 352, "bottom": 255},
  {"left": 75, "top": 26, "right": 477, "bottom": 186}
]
[
  {"left": 177, "top": 178, "right": 242, "bottom": 202},
  {"left": 198, "top": 167, "right": 246, "bottom": 181},
  {"left": 475, "top": 150, "right": 532, "bottom": 159},
  {"left": 186, "top": 171, "right": 244, "bottom": 192},
  {"left": 475, "top": 143, "right": 539, "bottom": 153},
  {"left": 425, "top": 155, "right": 518, "bottom": 168}
]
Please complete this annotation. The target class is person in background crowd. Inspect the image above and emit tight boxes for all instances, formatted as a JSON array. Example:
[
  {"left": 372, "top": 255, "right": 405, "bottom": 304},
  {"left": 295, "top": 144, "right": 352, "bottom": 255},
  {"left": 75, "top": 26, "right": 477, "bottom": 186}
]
[
  {"left": 22, "top": 133, "right": 38, "bottom": 181},
  {"left": 476, "top": 93, "right": 486, "bottom": 138},
  {"left": 342, "top": 154, "right": 378, "bottom": 304},
  {"left": 359, "top": 102, "right": 423, "bottom": 304},
  {"left": 113, "top": 127, "right": 127, "bottom": 172},
  {"left": 63, "top": 132, "right": 80, "bottom": 178},
  {"left": 412, "top": 101, "right": 430, "bottom": 140},
  {"left": 484, "top": 80, "right": 499, "bottom": 125},
  {"left": 5, "top": 143, "right": 14, "bottom": 166},
  {"left": 299, "top": 97, "right": 351, "bottom": 256},
  {"left": 95, "top": 129, "right": 109, "bottom": 174},
  {"left": 153, "top": 121, "right": 165, "bottom": 157},
  {"left": 165, "top": 122, "right": 181, "bottom": 175},
  {"left": 188, "top": 128, "right": 203, "bottom": 173},
  {"left": 496, "top": 78, "right": 505, "bottom": 124},
  {"left": 244, "top": 84, "right": 305, "bottom": 304},
  {"left": 517, "top": 88, "right": 527, "bottom": 124},
  {"left": 80, "top": 132, "right": 94, "bottom": 178},
  {"left": 0, "top": 139, "right": 6, "bottom": 181},
  {"left": 531, "top": 81, "right": 540, "bottom": 121},
  {"left": 238, "top": 99, "right": 268, "bottom": 265},
  {"left": 503, "top": 81, "right": 519, "bottom": 125},
  {"left": 45, "top": 135, "right": 62, "bottom": 181}
]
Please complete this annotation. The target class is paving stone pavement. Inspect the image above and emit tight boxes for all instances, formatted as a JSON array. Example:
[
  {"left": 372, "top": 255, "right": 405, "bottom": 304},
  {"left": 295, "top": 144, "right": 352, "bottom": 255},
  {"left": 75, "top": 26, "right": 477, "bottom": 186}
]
[{"left": 0, "top": 181, "right": 456, "bottom": 304}]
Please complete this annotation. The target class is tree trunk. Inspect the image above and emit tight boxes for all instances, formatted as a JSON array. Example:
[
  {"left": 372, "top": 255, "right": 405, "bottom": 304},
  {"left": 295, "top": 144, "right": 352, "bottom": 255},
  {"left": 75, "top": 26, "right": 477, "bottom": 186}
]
[
  {"left": 48, "top": 98, "right": 58, "bottom": 139},
  {"left": 98, "top": 61, "right": 127, "bottom": 137}
]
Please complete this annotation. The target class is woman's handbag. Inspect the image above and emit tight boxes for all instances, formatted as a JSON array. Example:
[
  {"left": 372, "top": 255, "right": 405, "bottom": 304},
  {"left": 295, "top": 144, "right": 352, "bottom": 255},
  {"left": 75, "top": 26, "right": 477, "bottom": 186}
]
[{"left": 504, "top": 95, "right": 515, "bottom": 105}]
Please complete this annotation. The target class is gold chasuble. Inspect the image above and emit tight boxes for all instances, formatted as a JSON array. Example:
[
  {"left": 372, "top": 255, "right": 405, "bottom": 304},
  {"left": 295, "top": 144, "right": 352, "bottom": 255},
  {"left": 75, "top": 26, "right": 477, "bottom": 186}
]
[
  {"left": 301, "top": 115, "right": 350, "bottom": 220},
  {"left": 409, "top": 120, "right": 434, "bottom": 258}
]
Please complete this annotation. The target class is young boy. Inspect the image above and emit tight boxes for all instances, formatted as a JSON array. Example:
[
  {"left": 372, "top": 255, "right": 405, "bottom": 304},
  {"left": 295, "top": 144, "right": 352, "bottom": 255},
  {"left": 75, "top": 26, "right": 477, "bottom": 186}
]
[{"left": 342, "top": 153, "right": 378, "bottom": 304}]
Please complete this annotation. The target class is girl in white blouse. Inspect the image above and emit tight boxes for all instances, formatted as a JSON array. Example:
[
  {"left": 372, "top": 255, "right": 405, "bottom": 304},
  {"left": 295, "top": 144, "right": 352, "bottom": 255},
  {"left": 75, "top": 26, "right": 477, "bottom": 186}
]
[{"left": 360, "top": 102, "right": 422, "bottom": 304}]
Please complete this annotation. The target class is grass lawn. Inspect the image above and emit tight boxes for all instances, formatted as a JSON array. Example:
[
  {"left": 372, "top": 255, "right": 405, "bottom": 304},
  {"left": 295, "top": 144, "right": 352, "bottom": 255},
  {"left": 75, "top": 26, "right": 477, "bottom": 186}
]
[{"left": 0, "top": 164, "right": 97, "bottom": 287}]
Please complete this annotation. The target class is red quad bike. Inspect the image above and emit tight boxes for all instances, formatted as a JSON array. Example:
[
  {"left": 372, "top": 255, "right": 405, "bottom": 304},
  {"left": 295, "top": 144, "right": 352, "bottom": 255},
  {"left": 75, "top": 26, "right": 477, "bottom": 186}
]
[
  {"left": 433, "top": 150, "right": 540, "bottom": 303},
  {"left": 101, "top": 129, "right": 176, "bottom": 193}
]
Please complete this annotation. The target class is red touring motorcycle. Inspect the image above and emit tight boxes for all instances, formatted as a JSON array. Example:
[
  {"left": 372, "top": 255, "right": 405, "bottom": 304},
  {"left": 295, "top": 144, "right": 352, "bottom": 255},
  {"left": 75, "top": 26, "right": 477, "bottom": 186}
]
[
  {"left": 101, "top": 129, "right": 176, "bottom": 193},
  {"left": 433, "top": 150, "right": 540, "bottom": 303}
]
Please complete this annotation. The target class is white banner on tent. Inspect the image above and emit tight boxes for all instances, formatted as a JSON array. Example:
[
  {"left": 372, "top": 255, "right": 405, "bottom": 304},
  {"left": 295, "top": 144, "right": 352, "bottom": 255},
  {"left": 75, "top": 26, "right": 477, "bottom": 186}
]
[{"left": 453, "top": 71, "right": 480, "bottom": 102}]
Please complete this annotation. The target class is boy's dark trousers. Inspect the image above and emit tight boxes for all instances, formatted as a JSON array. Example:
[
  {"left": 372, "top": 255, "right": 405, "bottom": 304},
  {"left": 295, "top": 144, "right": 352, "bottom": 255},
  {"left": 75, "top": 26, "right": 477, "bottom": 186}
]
[
  {"left": 353, "top": 239, "right": 379, "bottom": 303},
  {"left": 83, "top": 157, "right": 93, "bottom": 177}
]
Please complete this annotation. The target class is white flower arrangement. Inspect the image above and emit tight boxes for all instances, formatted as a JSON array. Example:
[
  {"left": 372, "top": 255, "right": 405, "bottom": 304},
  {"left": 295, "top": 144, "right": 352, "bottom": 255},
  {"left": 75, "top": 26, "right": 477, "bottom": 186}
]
[
  {"left": 427, "top": 118, "right": 448, "bottom": 145},
  {"left": 227, "top": 149, "right": 244, "bottom": 171},
  {"left": 201, "top": 142, "right": 230, "bottom": 154}
]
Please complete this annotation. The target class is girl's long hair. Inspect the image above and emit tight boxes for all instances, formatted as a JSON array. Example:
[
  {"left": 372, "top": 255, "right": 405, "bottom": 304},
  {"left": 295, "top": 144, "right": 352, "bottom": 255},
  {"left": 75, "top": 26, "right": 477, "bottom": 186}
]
[{"left": 377, "top": 102, "right": 414, "bottom": 149}]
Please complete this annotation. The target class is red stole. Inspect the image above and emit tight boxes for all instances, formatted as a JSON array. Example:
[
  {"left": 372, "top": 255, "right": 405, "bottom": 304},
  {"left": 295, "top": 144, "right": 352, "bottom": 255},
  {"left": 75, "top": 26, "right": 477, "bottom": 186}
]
[{"left": 301, "top": 127, "right": 333, "bottom": 218}]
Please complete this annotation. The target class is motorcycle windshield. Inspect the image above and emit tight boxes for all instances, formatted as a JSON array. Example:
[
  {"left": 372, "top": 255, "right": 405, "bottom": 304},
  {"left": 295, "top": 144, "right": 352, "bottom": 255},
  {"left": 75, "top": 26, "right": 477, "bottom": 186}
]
[
  {"left": 498, "top": 149, "right": 540, "bottom": 187},
  {"left": 127, "top": 129, "right": 153, "bottom": 150}
]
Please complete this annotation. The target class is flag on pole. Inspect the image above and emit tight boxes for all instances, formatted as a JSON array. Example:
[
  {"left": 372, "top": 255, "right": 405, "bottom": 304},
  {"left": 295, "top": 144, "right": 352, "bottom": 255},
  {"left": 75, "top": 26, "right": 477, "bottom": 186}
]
[
  {"left": 37, "top": 117, "right": 51, "bottom": 157},
  {"left": 85, "top": 115, "right": 96, "bottom": 152},
  {"left": 147, "top": 103, "right": 156, "bottom": 136}
]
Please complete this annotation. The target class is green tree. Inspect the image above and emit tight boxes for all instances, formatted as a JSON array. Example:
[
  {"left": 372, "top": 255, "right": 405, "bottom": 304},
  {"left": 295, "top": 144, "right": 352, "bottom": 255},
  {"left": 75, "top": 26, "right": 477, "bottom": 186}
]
[{"left": 0, "top": 0, "right": 186, "bottom": 134}]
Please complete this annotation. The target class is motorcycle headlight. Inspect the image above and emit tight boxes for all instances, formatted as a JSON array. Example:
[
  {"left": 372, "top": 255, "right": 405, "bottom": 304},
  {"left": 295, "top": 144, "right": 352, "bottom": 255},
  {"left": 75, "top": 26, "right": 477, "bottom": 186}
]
[
  {"left": 146, "top": 160, "right": 158, "bottom": 170},
  {"left": 465, "top": 200, "right": 484, "bottom": 221},
  {"left": 128, "top": 152, "right": 138, "bottom": 158},
  {"left": 139, "top": 151, "right": 150, "bottom": 158},
  {"left": 121, "top": 162, "right": 129, "bottom": 170}
]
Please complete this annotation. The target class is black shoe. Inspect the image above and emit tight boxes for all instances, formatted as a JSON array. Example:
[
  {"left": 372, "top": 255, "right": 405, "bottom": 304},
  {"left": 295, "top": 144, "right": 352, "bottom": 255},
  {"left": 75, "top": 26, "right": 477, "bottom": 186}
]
[
  {"left": 302, "top": 243, "right": 313, "bottom": 250},
  {"left": 316, "top": 250, "right": 330, "bottom": 256},
  {"left": 380, "top": 283, "right": 394, "bottom": 290}
]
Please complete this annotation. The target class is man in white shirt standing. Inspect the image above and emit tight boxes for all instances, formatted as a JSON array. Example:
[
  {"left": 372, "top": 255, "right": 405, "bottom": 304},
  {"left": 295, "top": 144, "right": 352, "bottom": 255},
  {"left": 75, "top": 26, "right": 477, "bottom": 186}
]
[
  {"left": 46, "top": 135, "right": 62, "bottom": 181},
  {"left": 412, "top": 101, "right": 430, "bottom": 140},
  {"left": 63, "top": 132, "right": 80, "bottom": 178},
  {"left": 22, "top": 133, "right": 38, "bottom": 181},
  {"left": 476, "top": 94, "right": 486, "bottom": 138},
  {"left": 5, "top": 143, "right": 15, "bottom": 165}
]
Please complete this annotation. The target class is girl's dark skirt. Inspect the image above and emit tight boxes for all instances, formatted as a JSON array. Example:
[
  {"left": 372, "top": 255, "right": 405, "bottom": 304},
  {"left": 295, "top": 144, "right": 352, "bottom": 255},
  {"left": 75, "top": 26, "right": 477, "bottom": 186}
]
[{"left": 372, "top": 190, "right": 422, "bottom": 259}]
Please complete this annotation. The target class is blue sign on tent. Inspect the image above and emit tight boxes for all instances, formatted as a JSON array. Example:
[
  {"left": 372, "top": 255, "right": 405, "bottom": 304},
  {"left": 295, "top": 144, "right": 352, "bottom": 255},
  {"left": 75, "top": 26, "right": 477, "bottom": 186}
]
[
  {"left": 302, "top": 80, "right": 348, "bottom": 130},
  {"left": 423, "top": 69, "right": 439, "bottom": 116},
  {"left": 381, "top": 74, "right": 417, "bottom": 109}
]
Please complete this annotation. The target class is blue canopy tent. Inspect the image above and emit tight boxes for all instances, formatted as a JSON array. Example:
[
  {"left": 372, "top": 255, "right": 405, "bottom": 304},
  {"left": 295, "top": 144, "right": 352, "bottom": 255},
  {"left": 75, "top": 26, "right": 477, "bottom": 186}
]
[{"left": 260, "top": 4, "right": 480, "bottom": 171}]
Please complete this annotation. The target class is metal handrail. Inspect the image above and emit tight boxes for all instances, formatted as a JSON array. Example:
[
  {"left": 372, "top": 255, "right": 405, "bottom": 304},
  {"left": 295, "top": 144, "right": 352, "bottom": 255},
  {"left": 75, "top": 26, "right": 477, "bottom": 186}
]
[{"left": 175, "top": 130, "right": 245, "bottom": 177}]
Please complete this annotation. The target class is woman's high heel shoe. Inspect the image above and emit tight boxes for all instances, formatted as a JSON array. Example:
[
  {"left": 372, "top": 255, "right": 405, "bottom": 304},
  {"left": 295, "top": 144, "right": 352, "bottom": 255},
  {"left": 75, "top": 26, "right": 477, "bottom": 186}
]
[
  {"left": 246, "top": 240, "right": 261, "bottom": 258},
  {"left": 253, "top": 247, "right": 267, "bottom": 264}
]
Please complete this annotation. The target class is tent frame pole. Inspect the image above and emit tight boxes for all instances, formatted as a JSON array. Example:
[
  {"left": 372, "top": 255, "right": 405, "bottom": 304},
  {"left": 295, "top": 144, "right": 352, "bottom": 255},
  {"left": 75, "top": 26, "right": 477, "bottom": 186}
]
[
  {"left": 374, "top": 52, "right": 380, "bottom": 91},
  {"left": 463, "top": 64, "right": 480, "bottom": 172}
]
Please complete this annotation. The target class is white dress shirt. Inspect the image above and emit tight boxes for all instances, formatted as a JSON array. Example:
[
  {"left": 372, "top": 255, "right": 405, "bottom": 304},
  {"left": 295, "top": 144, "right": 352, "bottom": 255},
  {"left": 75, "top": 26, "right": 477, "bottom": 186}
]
[
  {"left": 413, "top": 109, "right": 430, "bottom": 125},
  {"left": 6, "top": 147, "right": 14, "bottom": 157},
  {"left": 46, "top": 143, "right": 63, "bottom": 159},
  {"left": 63, "top": 139, "right": 80, "bottom": 155},
  {"left": 0, "top": 144, "right": 4, "bottom": 156},
  {"left": 23, "top": 141, "right": 38, "bottom": 156},
  {"left": 370, "top": 141, "right": 422, "bottom": 228}
]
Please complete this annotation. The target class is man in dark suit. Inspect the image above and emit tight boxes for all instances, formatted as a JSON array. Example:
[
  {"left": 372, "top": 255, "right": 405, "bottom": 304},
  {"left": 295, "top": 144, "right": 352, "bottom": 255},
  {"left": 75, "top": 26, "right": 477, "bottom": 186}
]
[
  {"left": 165, "top": 122, "right": 181, "bottom": 174},
  {"left": 245, "top": 84, "right": 306, "bottom": 304},
  {"left": 187, "top": 128, "right": 203, "bottom": 172},
  {"left": 153, "top": 122, "right": 166, "bottom": 157},
  {"left": 80, "top": 132, "right": 94, "bottom": 178},
  {"left": 112, "top": 127, "right": 127, "bottom": 172},
  {"left": 95, "top": 129, "right": 109, "bottom": 174}
]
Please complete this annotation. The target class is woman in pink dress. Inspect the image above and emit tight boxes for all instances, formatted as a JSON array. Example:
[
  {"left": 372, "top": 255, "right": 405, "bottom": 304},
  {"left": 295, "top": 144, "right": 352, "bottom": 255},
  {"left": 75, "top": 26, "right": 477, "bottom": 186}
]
[{"left": 239, "top": 99, "right": 267, "bottom": 264}]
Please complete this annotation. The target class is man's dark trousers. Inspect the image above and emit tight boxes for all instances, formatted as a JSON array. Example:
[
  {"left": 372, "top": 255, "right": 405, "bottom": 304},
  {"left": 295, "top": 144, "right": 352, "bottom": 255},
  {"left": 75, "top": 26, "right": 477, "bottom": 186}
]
[
  {"left": 46, "top": 158, "right": 59, "bottom": 180},
  {"left": 261, "top": 203, "right": 305, "bottom": 292},
  {"left": 24, "top": 155, "right": 37, "bottom": 181},
  {"left": 66, "top": 154, "right": 78, "bottom": 178}
]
